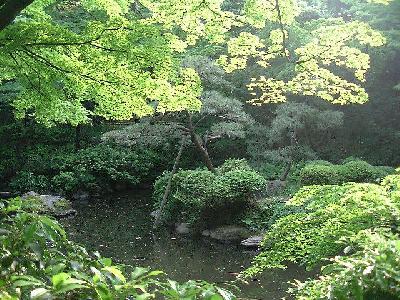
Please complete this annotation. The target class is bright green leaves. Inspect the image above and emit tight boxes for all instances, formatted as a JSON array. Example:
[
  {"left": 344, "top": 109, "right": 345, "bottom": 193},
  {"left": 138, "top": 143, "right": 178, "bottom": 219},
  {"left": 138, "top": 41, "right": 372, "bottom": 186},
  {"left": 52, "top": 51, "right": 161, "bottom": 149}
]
[
  {"left": 0, "top": 0, "right": 392, "bottom": 125},
  {"left": 0, "top": 0, "right": 203, "bottom": 126},
  {"left": 244, "top": 19, "right": 386, "bottom": 105},
  {"left": 248, "top": 77, "right": 286, "bottom": 104},
  {"left": 291, "top": 229, "right": 400, "bottom": 299},
  {"left": 152, "top": 67, "right": 202, "bottom": 114},
  {"left": 20, "top": 0, "right": 57, "bottom": 22},
  {"left": 287, "top": 20, "right": 386, "bottom": 104},
  {"left": 218, "top": 29, "right": 288, "bottom": 75},
  {"left": 140, "top": 0, "right": 237, "bottom": 48},
  {"left": 244, "top": 0, "right": 299, "bottom": 28},
  {"left": 51, "top": 273, "right": 88, "bottom": 295},
  {"left": 287, "top": 66, "right": 370, "bottom": 104},
  {"left": 244, "top": 176, "right": 400, "bottom": 276},
  {"left": 81, "top": 0, "right": 131, "bottom": 18},
  {"left": 218, "top": 32, "right": 265, "bottom": 73},
  {"left": 295, "top": 20, "right": 386, "bottom": 81}
]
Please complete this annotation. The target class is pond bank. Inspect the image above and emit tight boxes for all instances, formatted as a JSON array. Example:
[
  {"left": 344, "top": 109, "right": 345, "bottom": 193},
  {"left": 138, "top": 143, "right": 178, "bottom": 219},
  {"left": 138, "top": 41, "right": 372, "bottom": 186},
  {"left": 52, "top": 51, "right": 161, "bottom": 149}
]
[{"left": 60, "top": 190, "right": 309, "bottom": 299}]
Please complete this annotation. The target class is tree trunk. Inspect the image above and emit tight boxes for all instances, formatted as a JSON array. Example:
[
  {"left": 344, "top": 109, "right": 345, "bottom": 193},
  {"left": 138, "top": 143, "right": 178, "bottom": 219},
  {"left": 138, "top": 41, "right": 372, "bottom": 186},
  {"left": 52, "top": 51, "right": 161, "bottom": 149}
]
[
  {"left": 75, "top": 124, "right": 81, "bottom": 151},
  {"left": 280, "top": 160, "right": 292, "bottom": 181},
  {"left": 0, "top": 0, "right": 35, "bottom": 31},
  {"left": 280, "top": 130, "right": 298, "bottom": 181},
  {"left": 188, "top": 114, "right": 215, "bottom": 173},
  {"left": 153, "top": 135, "right": 187, "bottom": 229}
]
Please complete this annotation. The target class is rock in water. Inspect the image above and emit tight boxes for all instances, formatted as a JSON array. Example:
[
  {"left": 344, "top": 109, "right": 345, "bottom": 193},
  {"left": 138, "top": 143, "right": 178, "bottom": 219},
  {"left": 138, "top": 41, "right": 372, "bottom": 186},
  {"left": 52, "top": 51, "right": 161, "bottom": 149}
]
[
  {"left": 240, "top": 236, "right": 263, "bottom": 248},
  {"left": 175, "top": 223, "right": 191, "bottom": 234},
  {"left": 0, "top": 192, "right": 15, "bottom": 199},
  {"left": 72, "top": 190, "right": 90, "bottom": 204},
  {"left": 21, "top": 191, "right": 77, "bottom": 218},
  {"left": 201, "top": 225, "right": 252, "bottom": 243}
]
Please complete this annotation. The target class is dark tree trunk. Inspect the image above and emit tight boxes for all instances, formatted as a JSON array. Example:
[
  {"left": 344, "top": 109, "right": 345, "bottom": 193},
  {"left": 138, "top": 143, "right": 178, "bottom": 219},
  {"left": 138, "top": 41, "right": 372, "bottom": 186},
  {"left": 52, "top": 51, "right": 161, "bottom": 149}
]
[
  {"left": 188, "top": 114, "right": 215, "bottom": 173},
  {"left": 280, "top": 130, "right": 298, "bottom": 181},
  {"left": 280, "top": 160, "right": 292, "bottom": 181},
  {"left": 153, "top": 135, "right": 187, "bottom": 229},
  {"left": 75, "top": 124, "right": 81, "bottom": 151},
  {"left": 0, "top": 0, "right": 35, "bottom": 31}
]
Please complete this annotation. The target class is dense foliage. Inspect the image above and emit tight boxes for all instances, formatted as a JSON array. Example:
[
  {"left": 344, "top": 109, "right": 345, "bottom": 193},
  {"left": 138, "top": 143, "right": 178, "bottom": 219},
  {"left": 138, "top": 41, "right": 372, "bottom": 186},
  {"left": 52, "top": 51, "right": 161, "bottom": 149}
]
[
  {"left": 246, "top": 174, "right": 400, "bottom": 274},
  {"left": 300, "top": 159, "right": 394, "bottom": 185},
  {"left": 244, "top": 170, "right": 400, "bottom": 299},
  {"left": 153, "top": 159, "right": 266, "bottom": 229},
  {"left": 6, "top": 143, "right": 164, "bottom": 196},
  {"left": 292, "top": 229, "right": 400, "bottom": 299},
  {"left": 0, "top": 0, "right": 203, "bottom": 125},
  {"left": 0, "top": 197, "right": 235, "bottom": 299}
]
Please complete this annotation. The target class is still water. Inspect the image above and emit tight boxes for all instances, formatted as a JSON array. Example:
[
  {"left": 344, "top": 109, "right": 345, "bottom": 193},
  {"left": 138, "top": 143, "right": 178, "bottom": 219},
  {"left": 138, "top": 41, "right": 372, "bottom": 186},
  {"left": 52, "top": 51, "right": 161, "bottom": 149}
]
[{"left": 61, "top": 190, "right": 310, "bottom": 299}]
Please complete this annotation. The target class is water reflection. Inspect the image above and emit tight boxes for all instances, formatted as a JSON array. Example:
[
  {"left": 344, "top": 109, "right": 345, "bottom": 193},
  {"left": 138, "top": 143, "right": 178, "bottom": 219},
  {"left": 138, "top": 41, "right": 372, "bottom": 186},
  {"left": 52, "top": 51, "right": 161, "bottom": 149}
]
[{"left": 61, "top": 190, "right": 309, "bottom": 299}]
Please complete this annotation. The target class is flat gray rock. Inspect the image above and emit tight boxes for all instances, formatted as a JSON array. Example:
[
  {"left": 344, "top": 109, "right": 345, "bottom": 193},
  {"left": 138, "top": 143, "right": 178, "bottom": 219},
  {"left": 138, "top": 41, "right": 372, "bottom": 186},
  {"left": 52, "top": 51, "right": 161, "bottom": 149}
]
[
  {"left": 175, "top": 223, "right": 191, "bottom": 234},
  {"left": 202, "top": 225, "right": 252, "bottom": 242},
  {"left": 240, "top": 235, "right": 263, "bottom": 248},
  {"left": 21, "top": 191, "right": 76, "bottom": 218}
]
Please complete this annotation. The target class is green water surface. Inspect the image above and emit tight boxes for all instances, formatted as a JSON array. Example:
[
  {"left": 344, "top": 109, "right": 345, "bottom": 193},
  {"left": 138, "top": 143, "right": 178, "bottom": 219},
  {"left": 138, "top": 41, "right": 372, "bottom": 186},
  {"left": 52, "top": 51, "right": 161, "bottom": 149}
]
[{"left": 61, "top": 190, "right": 310, "bottom": 299}]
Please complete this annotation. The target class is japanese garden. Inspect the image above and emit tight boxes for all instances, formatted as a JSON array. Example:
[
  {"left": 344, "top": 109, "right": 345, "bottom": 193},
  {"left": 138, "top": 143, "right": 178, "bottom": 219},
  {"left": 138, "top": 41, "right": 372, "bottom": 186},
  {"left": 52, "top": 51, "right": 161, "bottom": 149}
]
[{"left": 0, "top": 0, "right": 400, "bottom": 299}]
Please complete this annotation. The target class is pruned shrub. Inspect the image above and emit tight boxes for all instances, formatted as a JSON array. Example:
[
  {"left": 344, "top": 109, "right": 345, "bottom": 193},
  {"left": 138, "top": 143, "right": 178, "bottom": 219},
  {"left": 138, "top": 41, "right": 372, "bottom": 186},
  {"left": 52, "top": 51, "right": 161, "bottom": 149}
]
[
  {"left": 300, "top": 164, "right": 342, "bottom": 185},
  {"left": 300, "top": 160, "right": 394, "bottom": 185},
  {"left": 9, "top": 171, "right": 50, "bottom": 193},
  {"left": 8, "top": 144, "right": 164, "bottom": 196},
  {"left": 217, "top": 158, "right": 253, "bottom": 173},
  {"left": 153, "top": 159, "right": 266, "bottom": 229}
]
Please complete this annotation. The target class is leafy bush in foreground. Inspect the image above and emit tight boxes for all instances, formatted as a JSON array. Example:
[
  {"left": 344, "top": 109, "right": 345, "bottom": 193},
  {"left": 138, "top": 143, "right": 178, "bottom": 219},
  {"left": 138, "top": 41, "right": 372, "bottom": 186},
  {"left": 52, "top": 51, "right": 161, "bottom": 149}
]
[
  {"left": 245, "top": 170, "right": 400, "bottom": 299},
  {"left": 0, "top": 197, "right": 235, "bottom": 300},
  {"left": 153, "top": 159, "right": 266, "bottom": 229},
  {"left": 291, "top": 229, "right": 400, "bottom": 300},
  {"left": 245, "top": 174, "right": 400, "bottom": 275}
]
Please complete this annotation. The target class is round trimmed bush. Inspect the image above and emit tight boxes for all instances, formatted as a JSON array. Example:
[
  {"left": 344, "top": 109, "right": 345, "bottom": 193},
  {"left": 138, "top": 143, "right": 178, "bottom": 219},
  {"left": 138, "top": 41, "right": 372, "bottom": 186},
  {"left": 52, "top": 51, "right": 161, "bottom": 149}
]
[
  {"left": 300, "top": 160, "right": 394, "bottom": 186},
  {"left": 153, "top": 160, "right": 266, "bottom": 229},
  {"left": 340, "top": 160, "right": 376, "bottom": 182},
  {"left": 300, "top": 164, "right": 341, "bottom": 185}
]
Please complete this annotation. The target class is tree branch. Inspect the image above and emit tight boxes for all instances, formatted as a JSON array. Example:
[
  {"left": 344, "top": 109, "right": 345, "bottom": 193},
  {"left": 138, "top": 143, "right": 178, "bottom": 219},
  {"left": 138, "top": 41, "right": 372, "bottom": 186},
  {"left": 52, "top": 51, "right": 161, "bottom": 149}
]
[
  {"left": 0, "top": 0, "right": 35, "bottom": 31},
  {"left": 274, "top": 0, "right": 291, "bottom": 61},
  {"left": 23, "top": 27, "right": 123, "bottom": 48},
  {"left": 153, "top": 135, "right": 187, "bottom": 229},
  {"left": 21, "top": 47, "right": 122, "bottom": 85}
]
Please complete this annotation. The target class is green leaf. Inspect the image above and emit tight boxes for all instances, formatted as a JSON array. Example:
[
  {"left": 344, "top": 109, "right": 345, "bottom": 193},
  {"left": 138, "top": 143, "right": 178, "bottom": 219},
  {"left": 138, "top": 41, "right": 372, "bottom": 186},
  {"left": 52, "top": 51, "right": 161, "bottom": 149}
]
[
  {"left": 55, "top": 281, "right": 88, "bottom": 294},
  {"left": 95, "top": 283, "right": 113, "bottom": 300},
  {"left": 131, "top": 267, "right": 149, "bottom": 280},
  {"left": 102, "top": 266, "right": 126, "bottom": 283},
  {"left": 12, "top": 275, "right": 44, "bottom": 287},
  {"left": 30, "top": 288, "right": 50, "bottom": 299},
  {"left": 99, "top": 257, "right": 112, "bottom": 267},
  {"left": 52, "top": 273, "right": 69, "bottom": 288}
]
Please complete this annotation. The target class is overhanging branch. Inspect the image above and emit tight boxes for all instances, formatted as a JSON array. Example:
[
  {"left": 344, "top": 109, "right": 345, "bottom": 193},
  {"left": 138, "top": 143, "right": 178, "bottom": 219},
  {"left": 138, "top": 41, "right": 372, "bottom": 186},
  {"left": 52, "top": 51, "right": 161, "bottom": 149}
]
[{"left": 0, "top": 0, "right": 35, "bottom": 31}]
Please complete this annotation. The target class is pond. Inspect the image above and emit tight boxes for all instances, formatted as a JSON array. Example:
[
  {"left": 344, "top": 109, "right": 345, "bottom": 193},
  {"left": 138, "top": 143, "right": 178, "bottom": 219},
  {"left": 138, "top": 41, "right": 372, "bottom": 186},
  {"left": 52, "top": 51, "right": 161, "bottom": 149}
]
[{"left": 61, "top": 190, "right": 310, "bottom": 299}]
